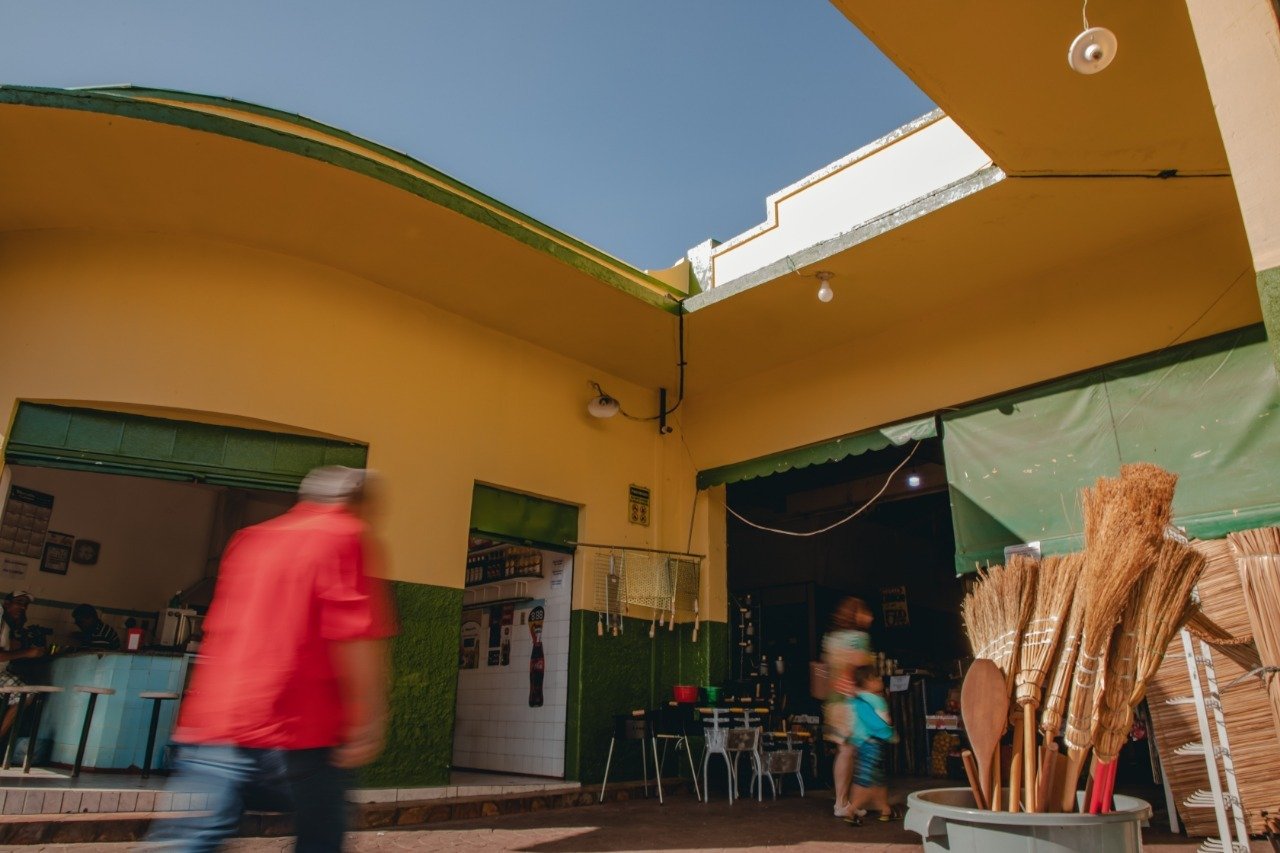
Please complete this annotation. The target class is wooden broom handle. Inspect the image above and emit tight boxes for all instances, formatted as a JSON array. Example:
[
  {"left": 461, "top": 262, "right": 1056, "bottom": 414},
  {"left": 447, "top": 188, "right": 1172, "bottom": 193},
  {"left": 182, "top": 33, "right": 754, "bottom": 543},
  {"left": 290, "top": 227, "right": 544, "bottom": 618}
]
[
  {"left": 962, "top": 750, "right": 988, "bottom": 809},
  {"left": 1008, "top": 714, "right": 1023, "bottom": 812},
  {"left": 1023, "top": 704, "right": 1037, "bottom": 811}
]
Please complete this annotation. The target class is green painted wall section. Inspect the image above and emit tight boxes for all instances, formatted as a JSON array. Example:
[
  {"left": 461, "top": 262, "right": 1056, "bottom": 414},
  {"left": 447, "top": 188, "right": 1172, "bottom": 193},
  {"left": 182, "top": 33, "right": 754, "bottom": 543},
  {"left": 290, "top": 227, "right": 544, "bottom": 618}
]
[
  {"left": 1258, "top": 266, "right": 1280, "bottom": 374},
  {"left": 563, "top": 611, "right": 729, "bottom": 784},
  {"left": 360, "top": 581, "right": 461, "bottom": 788}
]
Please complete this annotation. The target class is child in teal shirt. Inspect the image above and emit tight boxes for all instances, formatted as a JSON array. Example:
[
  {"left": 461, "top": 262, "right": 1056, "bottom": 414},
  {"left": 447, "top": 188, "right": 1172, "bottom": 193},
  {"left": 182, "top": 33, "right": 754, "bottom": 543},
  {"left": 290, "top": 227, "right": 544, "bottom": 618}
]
[{"left": 845, "top": 665, "right": 899, "bottom": 825}]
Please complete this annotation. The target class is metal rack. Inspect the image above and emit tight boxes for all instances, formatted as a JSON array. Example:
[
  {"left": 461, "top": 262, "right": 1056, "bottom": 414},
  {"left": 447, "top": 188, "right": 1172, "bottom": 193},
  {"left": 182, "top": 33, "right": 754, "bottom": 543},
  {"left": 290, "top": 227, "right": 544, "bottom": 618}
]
[{"left": 1169, "top": 628, "right": 1249, "bottom": 853}]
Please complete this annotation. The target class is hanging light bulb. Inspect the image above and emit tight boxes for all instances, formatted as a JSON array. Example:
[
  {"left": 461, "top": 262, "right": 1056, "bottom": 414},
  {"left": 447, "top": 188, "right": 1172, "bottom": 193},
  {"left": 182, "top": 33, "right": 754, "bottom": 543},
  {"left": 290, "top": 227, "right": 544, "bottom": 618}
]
[
  {"left": 816, "top": 271, "right": 834, "bottom": 303},
  {"left": 1068, "top": 1, "right": 1117, "bottom": 74}
]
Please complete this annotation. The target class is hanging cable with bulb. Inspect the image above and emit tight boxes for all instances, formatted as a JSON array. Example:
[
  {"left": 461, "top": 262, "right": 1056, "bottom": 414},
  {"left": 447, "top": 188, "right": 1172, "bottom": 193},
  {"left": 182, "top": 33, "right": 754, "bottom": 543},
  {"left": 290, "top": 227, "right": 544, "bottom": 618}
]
[{"left": 722, "top": 440, "right": 922, "bottom": 537}]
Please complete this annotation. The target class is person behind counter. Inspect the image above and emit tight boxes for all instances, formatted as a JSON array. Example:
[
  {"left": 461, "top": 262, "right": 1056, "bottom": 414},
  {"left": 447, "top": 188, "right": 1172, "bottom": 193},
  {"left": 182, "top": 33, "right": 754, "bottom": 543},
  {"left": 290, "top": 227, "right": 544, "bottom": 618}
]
[
  {"left": 71, "top": 604, "right": 121, "bottom": 651},
  {"left": 0, "top": 591, "right": 46, "bottom": 740}
]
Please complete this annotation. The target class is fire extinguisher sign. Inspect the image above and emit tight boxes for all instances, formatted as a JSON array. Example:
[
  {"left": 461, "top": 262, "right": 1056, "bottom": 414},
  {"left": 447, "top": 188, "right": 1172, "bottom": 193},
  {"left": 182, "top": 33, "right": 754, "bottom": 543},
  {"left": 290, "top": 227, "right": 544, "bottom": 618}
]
[{"left": 629, "top": 484, "right": 650, "bottom": 526}]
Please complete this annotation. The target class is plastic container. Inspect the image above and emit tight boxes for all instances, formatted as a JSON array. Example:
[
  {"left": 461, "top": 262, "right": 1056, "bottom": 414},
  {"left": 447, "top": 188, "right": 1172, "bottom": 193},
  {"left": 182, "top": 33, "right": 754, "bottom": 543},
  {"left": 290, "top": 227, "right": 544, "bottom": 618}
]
[
  {"left": 703, "top": 686, "right": 722, "bottom": 703},
  {"left": 905, "top": 788, "right": 1152, "bottom": 853},
  {"left": 673, "top": 685, "right": 698, "bottom": 703}
]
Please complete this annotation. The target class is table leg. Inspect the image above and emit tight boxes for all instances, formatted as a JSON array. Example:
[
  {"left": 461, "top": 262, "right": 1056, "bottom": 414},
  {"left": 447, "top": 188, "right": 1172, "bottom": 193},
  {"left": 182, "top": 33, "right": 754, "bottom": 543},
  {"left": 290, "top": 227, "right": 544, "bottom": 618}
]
[
  {"left": 2, "top": 693, "right": 28, "bottom": 770},
  {"left": 23, "top": 694, "right": 47, "bottom": 774}
]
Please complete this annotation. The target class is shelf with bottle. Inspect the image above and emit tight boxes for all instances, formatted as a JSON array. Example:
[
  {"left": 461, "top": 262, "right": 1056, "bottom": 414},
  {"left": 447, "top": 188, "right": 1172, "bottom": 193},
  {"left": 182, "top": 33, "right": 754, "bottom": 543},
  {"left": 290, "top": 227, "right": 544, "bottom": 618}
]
[{"left": 465, "top": 544, "right": 545, "bottom": 587}]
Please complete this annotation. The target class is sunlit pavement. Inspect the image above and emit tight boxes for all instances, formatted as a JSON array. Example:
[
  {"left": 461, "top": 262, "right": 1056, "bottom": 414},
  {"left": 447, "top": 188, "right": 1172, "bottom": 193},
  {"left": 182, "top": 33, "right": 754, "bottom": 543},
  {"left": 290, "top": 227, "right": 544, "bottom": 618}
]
[{"left": 2, "top": 783, "right": 1268, "bottom": 852}]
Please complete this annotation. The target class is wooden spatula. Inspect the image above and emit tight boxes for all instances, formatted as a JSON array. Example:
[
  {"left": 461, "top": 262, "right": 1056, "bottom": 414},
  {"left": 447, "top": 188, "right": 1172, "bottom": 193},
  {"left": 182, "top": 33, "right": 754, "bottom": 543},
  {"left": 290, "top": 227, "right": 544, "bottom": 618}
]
[{"left": 961, "top": 659, "right": 1007, "bottom": 810}]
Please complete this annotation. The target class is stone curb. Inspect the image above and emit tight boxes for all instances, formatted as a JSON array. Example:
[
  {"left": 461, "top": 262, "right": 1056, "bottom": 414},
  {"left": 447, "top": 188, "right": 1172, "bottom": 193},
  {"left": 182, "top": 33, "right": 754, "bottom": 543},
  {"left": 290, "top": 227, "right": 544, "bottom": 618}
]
[{"left": 0, "top": 778, "right": 689, "bottom": 845}]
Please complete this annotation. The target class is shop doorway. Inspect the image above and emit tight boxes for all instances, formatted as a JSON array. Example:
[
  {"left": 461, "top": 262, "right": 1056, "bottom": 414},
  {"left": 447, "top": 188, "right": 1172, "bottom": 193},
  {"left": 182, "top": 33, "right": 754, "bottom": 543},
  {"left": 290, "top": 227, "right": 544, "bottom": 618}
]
[
  {"left": 452, "top": 485, "right": 577, "bottom": 779},
  {"left": 725, "top": 436, "right": 966, "bottom": 778},
  {"left": 1, "top": 402, "right": 368, "bottom": 649}
]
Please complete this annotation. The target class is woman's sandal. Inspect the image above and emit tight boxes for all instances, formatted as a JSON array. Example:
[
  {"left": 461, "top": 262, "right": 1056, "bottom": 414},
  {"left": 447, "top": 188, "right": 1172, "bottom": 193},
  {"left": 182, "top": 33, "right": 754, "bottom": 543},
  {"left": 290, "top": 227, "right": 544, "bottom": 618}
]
[
  {"left": 877, "top": 806, "right": 902, "bottom": 822},
  {"left": 843, "top": 814, "right": 863, "bottom": 827}
]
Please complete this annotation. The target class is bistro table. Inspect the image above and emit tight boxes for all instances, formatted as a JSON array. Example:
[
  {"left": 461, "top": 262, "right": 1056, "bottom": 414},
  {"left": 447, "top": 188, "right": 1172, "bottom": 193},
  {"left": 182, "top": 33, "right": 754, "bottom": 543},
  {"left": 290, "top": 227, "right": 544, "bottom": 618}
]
[{"left": 40, "top": 650, "right": 192, "bottom": 771}]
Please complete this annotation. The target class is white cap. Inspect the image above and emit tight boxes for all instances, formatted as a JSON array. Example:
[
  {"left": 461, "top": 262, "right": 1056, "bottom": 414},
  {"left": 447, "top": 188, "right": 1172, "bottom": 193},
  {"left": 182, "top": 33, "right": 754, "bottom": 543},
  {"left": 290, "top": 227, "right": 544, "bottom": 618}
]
[{"left": 298, "top": 466, "right": 368, "bottom": 504}]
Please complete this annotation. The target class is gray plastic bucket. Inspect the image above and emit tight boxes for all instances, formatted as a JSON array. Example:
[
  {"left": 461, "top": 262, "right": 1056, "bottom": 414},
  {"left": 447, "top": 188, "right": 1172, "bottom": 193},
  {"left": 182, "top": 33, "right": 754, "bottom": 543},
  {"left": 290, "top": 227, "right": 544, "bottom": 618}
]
[{"left": 905, "top": 788, "right": 1152, "bottom": 853}]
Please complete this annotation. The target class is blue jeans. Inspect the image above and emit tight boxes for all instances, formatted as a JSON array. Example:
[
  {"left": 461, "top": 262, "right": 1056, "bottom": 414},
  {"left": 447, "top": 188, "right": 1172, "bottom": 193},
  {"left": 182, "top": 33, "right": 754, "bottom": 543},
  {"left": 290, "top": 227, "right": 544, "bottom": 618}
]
[{"left": 146, "top": 744, "right": 350, "bottom": 853}]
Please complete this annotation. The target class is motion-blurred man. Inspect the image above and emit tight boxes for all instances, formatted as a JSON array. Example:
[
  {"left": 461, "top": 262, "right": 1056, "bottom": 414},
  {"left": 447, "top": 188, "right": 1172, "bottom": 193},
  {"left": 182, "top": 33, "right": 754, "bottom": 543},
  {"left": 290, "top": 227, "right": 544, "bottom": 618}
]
[{"left": 149, "top": 466, "right": 396, "bottom": 853}]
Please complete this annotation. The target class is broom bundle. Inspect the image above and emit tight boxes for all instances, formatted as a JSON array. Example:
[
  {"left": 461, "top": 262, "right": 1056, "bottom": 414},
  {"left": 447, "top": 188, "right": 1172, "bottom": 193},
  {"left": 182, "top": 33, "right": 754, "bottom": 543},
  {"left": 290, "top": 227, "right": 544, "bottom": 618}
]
[
  {"left": 1039, "top": 585, "right": 1084, "bottom": 741},
  {"left": 1227, "top": 527, "right": 1280, "bottom": 751},
  {"left": 1061, "top": 463, "right": 1177, "bottom": 809},
  {"left": 1016, "top": 553, "right": 1083, "bottom": 709},
  {"left": 1089, "top": 534, "right": 1205, "bottom": 812},
  {"left": 1013, "top": 552, "right": 1082, "bottom": 810},
  {"left": 962, "top": 555, "right": 1037, "bottom": 689},
  {"left": 962, "top": 555, "right": 1036, "bottom": 811}
]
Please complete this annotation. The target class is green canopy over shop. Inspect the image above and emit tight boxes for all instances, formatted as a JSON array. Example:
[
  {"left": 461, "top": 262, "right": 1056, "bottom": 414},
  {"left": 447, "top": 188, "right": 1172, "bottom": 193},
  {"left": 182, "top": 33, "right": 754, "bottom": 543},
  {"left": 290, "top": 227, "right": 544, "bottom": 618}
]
[
  {"left": 696, "top": 415, "right": 937, "bottom": 489},
  {"left": 942, "top": 325, "right": 1280, "bottom": 574}
]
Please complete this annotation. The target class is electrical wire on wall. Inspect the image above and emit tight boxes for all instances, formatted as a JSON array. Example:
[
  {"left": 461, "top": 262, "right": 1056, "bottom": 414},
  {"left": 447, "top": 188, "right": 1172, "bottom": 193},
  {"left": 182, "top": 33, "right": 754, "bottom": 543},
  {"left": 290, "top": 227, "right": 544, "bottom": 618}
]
[
  {"left": 720, "top": 440, "right": 922, "bottom": 538},
  {"left": 590, "top": 296, "right": 687, "bottom": 424}
]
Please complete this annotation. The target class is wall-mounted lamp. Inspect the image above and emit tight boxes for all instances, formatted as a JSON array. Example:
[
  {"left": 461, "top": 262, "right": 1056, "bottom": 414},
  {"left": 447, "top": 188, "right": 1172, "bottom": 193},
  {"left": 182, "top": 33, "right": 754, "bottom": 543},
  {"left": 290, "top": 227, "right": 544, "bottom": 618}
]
[
  {"left": 816, "top": 271, "right": 834, "bottom": 303},
  {"left": 587, "top": 393, "right": 620, "bottom": 419},
  {"left": 906, "top": 471, "right": 922, "bottom": 489}
]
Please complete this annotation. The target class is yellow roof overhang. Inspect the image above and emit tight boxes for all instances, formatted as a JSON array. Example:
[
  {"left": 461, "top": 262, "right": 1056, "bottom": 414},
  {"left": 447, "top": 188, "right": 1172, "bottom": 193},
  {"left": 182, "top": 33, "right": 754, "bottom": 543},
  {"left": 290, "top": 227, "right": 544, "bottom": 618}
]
[
  {"left": 830, "top": 1, "right": 1228, "bottom": 176},
  {"left": 0, "top": 86, "right": 683, "bottom": 389}
]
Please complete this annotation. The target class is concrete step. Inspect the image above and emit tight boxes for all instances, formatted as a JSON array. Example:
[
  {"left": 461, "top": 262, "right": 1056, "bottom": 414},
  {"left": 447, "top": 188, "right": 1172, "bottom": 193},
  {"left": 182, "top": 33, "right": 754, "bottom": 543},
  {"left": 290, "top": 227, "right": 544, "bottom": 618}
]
[{"left": 0, "top": 778, "right": 688, "bottom": 845}]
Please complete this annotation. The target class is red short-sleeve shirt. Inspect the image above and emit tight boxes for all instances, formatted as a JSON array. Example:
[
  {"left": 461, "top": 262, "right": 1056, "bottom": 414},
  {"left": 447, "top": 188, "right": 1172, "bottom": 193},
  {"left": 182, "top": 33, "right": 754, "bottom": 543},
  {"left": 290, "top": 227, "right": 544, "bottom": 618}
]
[{"left": 174, "top": 502, "right": 396, "bottom": 750}]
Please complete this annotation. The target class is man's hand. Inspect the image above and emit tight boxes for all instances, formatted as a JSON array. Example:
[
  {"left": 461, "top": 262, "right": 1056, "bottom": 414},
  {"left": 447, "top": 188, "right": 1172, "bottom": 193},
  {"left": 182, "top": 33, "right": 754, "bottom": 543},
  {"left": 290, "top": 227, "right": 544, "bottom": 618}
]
[
  {"left": 332, "top": 719, "right": 386, "bottom": 769},
  {"left": 331, "top": 638, "right": 390, "bottom": 769}
]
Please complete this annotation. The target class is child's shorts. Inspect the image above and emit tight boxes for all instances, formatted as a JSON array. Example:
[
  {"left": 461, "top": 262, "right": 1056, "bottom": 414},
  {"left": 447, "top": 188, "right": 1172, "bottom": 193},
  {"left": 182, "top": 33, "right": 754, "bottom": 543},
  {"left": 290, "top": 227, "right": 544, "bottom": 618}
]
[{"left": 854, "top": 739, "right": 886, "bottom": 788}]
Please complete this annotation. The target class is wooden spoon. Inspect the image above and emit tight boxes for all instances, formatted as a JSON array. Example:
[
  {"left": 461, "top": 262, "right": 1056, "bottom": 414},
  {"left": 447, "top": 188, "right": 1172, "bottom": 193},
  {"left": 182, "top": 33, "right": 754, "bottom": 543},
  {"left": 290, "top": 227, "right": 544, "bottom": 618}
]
[{"left": 961, "top": 659, "right": 1007, "bottom": 810}]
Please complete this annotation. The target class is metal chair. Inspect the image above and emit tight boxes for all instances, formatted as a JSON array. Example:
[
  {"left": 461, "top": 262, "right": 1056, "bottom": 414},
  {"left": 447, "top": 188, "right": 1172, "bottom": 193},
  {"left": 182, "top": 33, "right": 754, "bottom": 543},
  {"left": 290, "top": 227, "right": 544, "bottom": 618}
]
[
  {"left": 699, "top": 708, "right": 738, "bottom": 803},
  {"left": 756, "top": 730, "right": 806, "bottom": 799},
  {"left": 139, "top": 691, "right": 180, "bottom": 778},
  {"left": 727, "top": 726, "right": 765, "bottom": 802},
  {"left": 0, "top": 685, "right": 63, "bottom": 773},
  {"left": 72, "top": 685, "right": 116, "bottom": 777}
]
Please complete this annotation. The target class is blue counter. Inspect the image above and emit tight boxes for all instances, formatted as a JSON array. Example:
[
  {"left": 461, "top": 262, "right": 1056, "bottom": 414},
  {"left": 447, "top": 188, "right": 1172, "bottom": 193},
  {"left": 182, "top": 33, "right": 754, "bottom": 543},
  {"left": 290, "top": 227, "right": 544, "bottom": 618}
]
[{"left": 42, "top": 651, "right": 191, "bottom": 771}]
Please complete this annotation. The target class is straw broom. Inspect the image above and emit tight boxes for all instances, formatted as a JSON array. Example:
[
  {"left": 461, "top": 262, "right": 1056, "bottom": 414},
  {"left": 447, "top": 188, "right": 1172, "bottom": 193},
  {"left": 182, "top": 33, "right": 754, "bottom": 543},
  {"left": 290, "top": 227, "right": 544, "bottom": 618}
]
[
  {"left": 1036, "top": 584, "right": 1084, "bottom": 811},
  {"left": 1228, "top": 527, "right": 1280, "bottom": 752},
  {"left": 962, "top": 556, "right": 1036, "bottom": 809},
  {"left": 1014, "top": 552, "right": 1082, "bottom": 811},
  {"left": 1090, "top": 536, "right": 1205, "bottom": 812},
  {"left": 1060, "top": 463, "right": 1176, "bottom": 810}
]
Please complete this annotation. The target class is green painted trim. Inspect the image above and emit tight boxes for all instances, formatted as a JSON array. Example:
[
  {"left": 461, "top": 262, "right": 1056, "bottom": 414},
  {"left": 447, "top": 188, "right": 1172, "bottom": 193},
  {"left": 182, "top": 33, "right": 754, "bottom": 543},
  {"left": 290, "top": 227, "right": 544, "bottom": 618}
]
[
  {"left": 0, "top": 85, "right": 683, "bottom": 314},
  {"left": 696, "top": 415, "right": 937, "bottom": 489},
  {"left": 1257, "top": 266, "right": 1280, "bottom": 374},
  {"left": 360, "top": 581, "right": 462, "bottom": 788},
  {"left": 469, "top": 484, "right": 578, "bottom": 550},
  {"left": 6, "top": 402, "right": 366, "bottom": 491},
  {"left": 563, "top": 610, "right": 729, "bottom": 784}
]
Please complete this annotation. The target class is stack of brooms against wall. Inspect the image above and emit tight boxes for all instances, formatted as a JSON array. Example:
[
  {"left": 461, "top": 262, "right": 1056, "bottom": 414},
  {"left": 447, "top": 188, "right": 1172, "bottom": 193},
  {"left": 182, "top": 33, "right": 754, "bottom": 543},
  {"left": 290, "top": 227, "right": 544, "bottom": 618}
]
[{"left": 960, "top": 463, "right": 1205, "bottom": 813}]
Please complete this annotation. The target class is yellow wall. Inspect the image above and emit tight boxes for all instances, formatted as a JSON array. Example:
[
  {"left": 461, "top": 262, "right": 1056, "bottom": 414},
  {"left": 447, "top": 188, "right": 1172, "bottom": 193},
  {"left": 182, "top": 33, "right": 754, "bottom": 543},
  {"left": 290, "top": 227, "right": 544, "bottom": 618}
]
[
  {"left": 1184, "top": 0, "right": 1280, "bottom": 271},
  {"left": 0, "top": 230, "right": 721, "bottom": 617},
  {"left": 683, "top": 213, "right": 1260, "bottom": 470}
]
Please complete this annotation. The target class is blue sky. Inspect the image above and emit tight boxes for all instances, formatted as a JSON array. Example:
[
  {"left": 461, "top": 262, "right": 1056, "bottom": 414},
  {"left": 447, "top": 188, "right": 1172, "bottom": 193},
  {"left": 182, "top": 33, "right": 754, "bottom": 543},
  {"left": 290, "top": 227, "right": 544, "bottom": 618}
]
[{"left": 0, "top": 1, "right": 932, "bottom": 269}]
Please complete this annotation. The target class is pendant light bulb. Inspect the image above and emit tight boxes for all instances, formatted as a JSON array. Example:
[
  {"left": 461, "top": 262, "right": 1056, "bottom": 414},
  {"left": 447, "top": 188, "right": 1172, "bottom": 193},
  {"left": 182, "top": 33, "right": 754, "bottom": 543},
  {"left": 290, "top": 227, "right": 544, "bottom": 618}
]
[{"left": 816, "top": 271, "right": 834, "bottom": 303}]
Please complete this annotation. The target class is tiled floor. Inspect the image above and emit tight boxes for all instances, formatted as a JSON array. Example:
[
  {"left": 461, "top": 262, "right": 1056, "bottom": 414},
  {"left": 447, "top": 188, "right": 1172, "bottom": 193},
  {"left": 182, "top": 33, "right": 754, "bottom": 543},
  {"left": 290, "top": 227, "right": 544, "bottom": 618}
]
[{"left": 2, "top": 785, "right": 1269, "bottom": 852}]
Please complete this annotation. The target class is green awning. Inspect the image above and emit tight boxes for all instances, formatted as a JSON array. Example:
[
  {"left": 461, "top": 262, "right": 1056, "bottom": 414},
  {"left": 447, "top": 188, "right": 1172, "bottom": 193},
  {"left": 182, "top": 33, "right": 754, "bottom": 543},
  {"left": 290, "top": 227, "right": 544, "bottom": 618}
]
[
  {"left": 942, "top": 325, "right": 1280, "bottom": 573},
  {"left": 469, "top": 484, "right": 578, "bottom": 552},
  {"left": 4, "top": 403, "right": 366, "bottom": 491},
  {"left": 696, "top": 415, "right": 937, "bottom": 490}
]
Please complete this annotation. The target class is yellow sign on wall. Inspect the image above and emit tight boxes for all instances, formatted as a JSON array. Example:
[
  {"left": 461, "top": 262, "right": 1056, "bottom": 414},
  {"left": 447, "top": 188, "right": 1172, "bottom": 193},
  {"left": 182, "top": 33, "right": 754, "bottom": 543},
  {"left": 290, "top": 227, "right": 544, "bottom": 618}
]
[{"left": 628, "top": 485, "right": 650, "bottom": 526}]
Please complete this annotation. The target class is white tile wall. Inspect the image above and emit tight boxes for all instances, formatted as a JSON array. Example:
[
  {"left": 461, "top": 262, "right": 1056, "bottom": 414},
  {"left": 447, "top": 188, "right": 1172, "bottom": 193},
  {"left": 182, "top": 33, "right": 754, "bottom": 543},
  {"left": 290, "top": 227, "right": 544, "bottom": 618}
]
[{"left": 452, "top": 551, "right": 570, "bottom": 778}]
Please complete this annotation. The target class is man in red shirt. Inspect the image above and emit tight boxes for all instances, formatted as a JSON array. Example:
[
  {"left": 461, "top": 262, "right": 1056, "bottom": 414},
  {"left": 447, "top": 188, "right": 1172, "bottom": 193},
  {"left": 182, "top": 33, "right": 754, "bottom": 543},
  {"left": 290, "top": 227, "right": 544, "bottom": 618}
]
[{"left": 149, "top": 466, "right": 395, "bottom": 852}]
